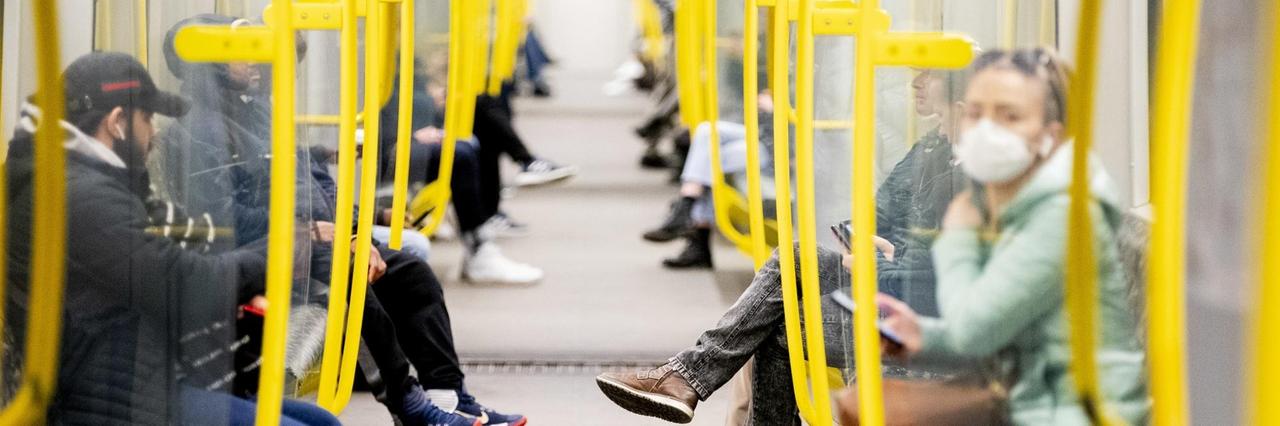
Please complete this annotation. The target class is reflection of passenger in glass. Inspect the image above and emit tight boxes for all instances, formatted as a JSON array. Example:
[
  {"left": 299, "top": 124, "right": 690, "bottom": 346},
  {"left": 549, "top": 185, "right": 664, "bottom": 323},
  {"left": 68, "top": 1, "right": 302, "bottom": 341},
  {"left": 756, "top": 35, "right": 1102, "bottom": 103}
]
[
  {"left": 596, "top": 65, "right": 972, "bottom": 424},
  {"left": 877, "top": 49, "right": 1150, "bottom": 425}
]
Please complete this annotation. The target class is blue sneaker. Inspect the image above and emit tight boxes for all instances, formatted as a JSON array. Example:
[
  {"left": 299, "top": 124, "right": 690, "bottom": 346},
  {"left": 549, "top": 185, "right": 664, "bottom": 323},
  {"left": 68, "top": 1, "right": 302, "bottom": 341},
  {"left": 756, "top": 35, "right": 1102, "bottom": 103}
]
[
  {"left": 456, "top": 393, "right": 527, "bottom": 426},
  {"left": 399, "top": 384, "right": 482, "bottom": 426}
]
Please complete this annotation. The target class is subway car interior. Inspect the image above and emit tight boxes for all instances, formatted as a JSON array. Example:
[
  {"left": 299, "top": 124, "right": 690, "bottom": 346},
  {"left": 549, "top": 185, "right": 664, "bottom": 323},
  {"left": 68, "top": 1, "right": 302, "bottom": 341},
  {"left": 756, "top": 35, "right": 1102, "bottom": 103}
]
[{"left": 0, "top": 0, "right": 1276, "bottom": 424}]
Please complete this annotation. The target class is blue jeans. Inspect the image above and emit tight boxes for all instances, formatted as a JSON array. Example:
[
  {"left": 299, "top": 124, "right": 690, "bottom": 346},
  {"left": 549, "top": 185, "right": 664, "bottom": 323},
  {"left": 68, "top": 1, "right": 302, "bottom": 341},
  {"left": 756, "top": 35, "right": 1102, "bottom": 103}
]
[{"left": 181, "top": 387, "right": 341, "bottom": 426}]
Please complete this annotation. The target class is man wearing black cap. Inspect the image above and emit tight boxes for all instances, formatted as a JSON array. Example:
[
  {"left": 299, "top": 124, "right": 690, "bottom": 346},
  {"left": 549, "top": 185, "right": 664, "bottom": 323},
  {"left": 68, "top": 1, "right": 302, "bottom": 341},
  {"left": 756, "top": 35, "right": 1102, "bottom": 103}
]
[{"left": 5, "top": 52, "right": 339, "bottom": 425}]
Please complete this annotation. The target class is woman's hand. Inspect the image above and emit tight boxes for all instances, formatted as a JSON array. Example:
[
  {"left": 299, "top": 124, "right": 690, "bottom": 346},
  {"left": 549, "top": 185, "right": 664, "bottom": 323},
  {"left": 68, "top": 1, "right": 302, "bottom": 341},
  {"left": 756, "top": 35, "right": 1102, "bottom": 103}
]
[
  {"left": 877, "top": 293, "right": 923, "bottom": 358},
  {"left": 942, "top": 190, "right": 982, "bottom": 231},
  {"left": 872, "top": 235, "right": 895, "bottom": 262}
]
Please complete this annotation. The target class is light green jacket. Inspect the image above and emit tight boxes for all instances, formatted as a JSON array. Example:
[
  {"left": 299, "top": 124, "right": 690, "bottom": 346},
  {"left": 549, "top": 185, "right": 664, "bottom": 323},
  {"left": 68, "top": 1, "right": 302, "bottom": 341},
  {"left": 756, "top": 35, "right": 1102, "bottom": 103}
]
[{"left": 918, "top": 145, "right": 1150, "bottom": 425}]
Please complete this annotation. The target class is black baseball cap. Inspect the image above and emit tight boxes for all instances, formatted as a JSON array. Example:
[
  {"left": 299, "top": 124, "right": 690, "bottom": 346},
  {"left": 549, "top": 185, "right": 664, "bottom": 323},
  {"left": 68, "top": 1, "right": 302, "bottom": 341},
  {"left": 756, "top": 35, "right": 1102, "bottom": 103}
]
[{"left": 62, "top": 52, "right": 190, "bottom": 118}]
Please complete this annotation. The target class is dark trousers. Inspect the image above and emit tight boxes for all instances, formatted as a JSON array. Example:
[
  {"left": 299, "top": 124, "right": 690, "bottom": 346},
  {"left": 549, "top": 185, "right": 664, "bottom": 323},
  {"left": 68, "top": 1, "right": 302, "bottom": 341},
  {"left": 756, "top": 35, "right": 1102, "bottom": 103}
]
[
  {"left": 396, "top": 141, "right": 492, "bottom": 233},
  {"left": 359, "top": 248, "right": 465, "bottom": 413},
  {"left": 472, "top": 94, "right": 534, "bottom": 215}
]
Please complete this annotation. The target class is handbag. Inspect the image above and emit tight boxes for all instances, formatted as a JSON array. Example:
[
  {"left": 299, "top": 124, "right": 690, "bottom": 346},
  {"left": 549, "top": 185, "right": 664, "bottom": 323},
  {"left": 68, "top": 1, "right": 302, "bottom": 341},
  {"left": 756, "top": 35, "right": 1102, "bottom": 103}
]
[{"left": 836, "top": 377, "right": 1010, "bottom": 426}]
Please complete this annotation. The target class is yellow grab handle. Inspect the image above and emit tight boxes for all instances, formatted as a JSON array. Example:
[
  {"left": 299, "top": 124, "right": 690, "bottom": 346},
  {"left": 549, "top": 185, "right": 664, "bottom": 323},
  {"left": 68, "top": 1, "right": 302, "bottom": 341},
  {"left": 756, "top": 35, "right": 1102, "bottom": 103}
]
[
  {"left": 175, "top": 11, "right": 302, "bottom": 424},
  {"left": 1148, "top": 0, "right": 1199, "bottom": 424},
  {"left": 388, "top": 0, "right": 417, "bottom": 249},
  {"left": 135, "top": 0, "right": 149, "bottom": 65},
  {"left": 766, "top": 0, "right": 822, "bottom": 423},
  {"left": 256, "top": 0, "right": 300, "bottom": 421},
  {"left": 704, "top": 0, "right": 752, "bottom": 252},
  {"left": 742, "top": 0, "right": 770, "bottom": 268},
  {"left": 1251, "top": 2, "right": 1280, "bottom": 425},
  {"left": 0, "top": 0, "right": 67, "bottom": 423},
  {"left": 326, "top": 0, "right": 387, "bottom": 412},
  {"left": 793, "top": 0, "right": 837, "bottom": 425},
  {"left": 1063, "top": 0, "right": 1123, "bottom": 424},
  {"left": 1000, "top": 0, "right": 1016, "bottom": 48},
  {"left": 317, "top": 0, "right": 360, "bottom": 411}
]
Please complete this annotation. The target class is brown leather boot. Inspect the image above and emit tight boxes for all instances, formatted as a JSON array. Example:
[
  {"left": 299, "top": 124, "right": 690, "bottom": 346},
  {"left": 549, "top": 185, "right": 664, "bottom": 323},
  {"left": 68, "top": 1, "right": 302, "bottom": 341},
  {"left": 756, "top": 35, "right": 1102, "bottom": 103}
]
[{"left": 596, "top": 364, "right": 699, "bottom": 423}]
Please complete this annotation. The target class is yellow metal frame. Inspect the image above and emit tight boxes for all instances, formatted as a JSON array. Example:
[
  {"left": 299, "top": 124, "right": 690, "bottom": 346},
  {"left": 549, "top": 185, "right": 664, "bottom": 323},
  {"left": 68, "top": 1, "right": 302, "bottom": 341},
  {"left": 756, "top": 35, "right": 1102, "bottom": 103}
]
[
  {"left": 1147, "top": 0, "right": 1198, "bottom": 424},
  {"left": 1062, "top": 0, "right": 1125, "bottom": 424},
  {"left": 0, "top": 0, "right": 68, "bottom": 423},
  {"left": 783, "top": 1, "right": 974, "bottom": 424},
  {"left": 741, "top": 0, "right": 770, "bottom": 268},
  {"left": 314, "top": 0, "right": 361, "bottom": 412},
  {"left": 387, "top": 0, "right": 417, "bottom": 248},
  {"left": 173, "top": 0, "right": 301, "bottom": 423},
  {"left": 1251, "top": 2, "right": 1280, "bottom": 424},
  {"left": 486, "top": 0, "right": 524, "bottom": 95}
]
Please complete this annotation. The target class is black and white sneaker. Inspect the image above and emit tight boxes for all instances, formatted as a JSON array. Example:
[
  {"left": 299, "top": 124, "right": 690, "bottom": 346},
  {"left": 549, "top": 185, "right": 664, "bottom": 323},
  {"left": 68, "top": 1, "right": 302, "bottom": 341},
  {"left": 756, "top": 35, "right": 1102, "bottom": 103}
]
[{"left": 514, "top": 158, "right": 577, "bottom": 187}]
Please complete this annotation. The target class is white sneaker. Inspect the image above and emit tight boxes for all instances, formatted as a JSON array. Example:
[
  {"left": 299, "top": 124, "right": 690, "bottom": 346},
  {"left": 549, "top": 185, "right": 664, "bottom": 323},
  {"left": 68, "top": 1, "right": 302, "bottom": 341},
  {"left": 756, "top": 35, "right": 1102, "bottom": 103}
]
[
  {"left": 514, "top": 159, "right": 577, "bottom": 187},
  {"left": 477, "top": 213, "right": 530, "bottom": 240},
  {"left": 462, "top": 243, "right": 544, "bottom": 285}
]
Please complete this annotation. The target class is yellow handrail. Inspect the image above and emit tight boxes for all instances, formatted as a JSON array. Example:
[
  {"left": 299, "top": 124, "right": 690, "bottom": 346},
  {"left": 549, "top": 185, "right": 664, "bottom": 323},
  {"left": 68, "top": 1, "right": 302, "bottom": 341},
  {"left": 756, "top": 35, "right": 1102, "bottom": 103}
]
[
  {"left": 789, "top": 3, "right": 973, "bottom": 424},
  {"left": 793, "top": 0, "right": 835, "bottom": 425},
  {"left": 767, "top": 0, "right": 824, "bottom": 422},
  {"left": 256, "top": 1, "right": 299, "bottom": 421},
  {"left": 675, "top": 0, "right": 704, "bottom": 127},
  {"left": 705, "top": 0, "right": 753, "bottom": 252},
  {"left": 1063, "top": 0, "right": 1123, "bottom": 424},
  {"left": 1250, "top": 2, "right": 1280, "bottom": 424},
  {"left": 1147, "top": 0, "right": 1198, "bottom": 424},
  {"left": 135, "top": 0, "right": 148, "bottom": 65},
  {"left": 742, "top": 0, "right": 770, "bottom": 268},
  {"left": 326, "top": 0, "right": 388, "bottom": 412},
  {"left": 411, "top": 0, "right": 467, "bottom": 238},
  {"left": 847, "top": 0, "right": 884, "bottom": 423},
  {"left": 388, "top": 0, "right": 418, "bottom": 249},
  {"left": 1000, "top": 0, "right": 1016, "bottom": 49},
  {"left": 0, "top": 0, "right": 67, "bottom": 422},
  {"left": 317, "top": 0, "right": 361, "bottom": 411}
]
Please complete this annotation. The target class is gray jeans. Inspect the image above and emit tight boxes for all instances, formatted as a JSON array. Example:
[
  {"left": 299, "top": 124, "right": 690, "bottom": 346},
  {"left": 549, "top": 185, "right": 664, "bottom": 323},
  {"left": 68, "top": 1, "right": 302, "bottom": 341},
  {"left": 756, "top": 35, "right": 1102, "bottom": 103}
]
[{"left": 671, "top": 244, "right": 854, "bottom": 425}]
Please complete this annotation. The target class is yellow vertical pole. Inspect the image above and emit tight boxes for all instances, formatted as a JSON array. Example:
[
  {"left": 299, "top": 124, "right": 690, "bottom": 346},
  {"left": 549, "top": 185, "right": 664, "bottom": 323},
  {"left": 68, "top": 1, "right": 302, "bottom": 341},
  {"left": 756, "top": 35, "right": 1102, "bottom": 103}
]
[
  {"left": 769, "top": 0, "right": 821, "bottom": 421},
  {"left": 94, "top": 0, "right": 113, "bottom": 51},
  {"left": 330, "top": 0, "right": 385, "bottom": 412},
  {"left": 0, "top": 0, "right": 67, "bottom": 422},
  {"left": 849, "top": 0, "right": 886, "bottom": 423},
  {"left": 1063, "top": 0, "right": 1120, "bottom": 424},
  {"left": 389, "top": 0, "right": 416, "bottom": 248},
  {"left": 1000, "top": 0, "right": 1017, "bottom": 48},
  {"left": 1250, "top": 2, "right": 1280, "bottom": 424},
  {"left": 1148, "top": 0, "right": 1198, "bottom": 424},
  {"left": 705, "top": 0, "right": 750, "bottom": 251},
  {"left": 905, "top": 0, "right": 918, "bottom": 147},
  {"left": 135, "top": 0, "right": 148, "bottom": 66},
  {"left": 794, "top": 0, "right": 835, "bottom": 424},
  {"left": 1040, "top": 0, "right": 1055, "bottom": 46},
  {"left": 743, "top": 0, "right": 768, "bottom": 267},
  {"left": 257, "top": 0, "right": 299, "bottom": 422},
  {"left": 318, "top": 0, "right": 361, "bottom": 409}
]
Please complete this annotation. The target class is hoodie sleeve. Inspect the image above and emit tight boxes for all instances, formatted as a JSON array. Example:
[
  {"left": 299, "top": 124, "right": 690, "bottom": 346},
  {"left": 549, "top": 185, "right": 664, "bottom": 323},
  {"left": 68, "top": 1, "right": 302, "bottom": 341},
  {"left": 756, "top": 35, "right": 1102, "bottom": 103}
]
[{"left": 916, "top": 195, "right": 1076, "bottom": 360}]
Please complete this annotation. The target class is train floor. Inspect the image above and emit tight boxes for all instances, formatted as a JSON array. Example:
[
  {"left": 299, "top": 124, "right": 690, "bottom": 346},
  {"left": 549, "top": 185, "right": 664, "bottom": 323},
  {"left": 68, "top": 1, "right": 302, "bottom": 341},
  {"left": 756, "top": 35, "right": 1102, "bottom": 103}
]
[{"left": 338, "top": 70, "right": 758, "bottom": 425}]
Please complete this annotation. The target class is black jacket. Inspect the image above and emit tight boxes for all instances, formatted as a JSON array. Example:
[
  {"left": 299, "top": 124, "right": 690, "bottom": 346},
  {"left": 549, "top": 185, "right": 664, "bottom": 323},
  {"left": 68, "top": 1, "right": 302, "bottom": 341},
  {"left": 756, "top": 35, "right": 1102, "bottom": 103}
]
[{"left": 5, "top": 124, "right": 266, "bottom": 424}]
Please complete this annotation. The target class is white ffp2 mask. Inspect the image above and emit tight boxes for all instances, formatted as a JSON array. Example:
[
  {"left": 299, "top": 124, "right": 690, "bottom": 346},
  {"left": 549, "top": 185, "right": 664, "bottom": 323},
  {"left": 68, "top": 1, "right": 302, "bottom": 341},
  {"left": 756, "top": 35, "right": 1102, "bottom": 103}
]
[{"left": 956, "top": 119, "right": 1053, "bottom": 183}]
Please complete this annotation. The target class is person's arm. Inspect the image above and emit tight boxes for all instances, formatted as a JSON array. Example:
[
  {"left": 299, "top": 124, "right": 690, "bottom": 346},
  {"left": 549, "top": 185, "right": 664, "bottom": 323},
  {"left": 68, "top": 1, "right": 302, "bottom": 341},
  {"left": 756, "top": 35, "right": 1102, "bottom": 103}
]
[
  {"left": 68, "top": 180, "right": 266, "bottom": 321},
  {"left": 916, "top": 196, "right": 1079, "bottom": 360}
]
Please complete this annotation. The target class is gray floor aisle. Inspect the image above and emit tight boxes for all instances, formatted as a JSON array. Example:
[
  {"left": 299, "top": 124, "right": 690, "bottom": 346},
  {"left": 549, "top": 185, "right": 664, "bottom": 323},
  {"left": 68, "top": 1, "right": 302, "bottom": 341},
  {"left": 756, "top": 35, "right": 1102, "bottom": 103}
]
[{"left": 339, "top": 71, "right": 757, "bottom": 425}]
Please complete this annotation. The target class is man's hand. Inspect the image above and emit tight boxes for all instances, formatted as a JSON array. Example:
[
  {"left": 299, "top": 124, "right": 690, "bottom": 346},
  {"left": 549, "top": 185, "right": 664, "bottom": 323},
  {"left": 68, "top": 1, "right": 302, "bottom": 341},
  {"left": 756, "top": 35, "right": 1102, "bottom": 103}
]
[
  {"left": 757, "top": 89, "right": 775, "bottom": 113},
  {"left": 872, "top": 235, "right": 895, "bottom": 262},
  {"left": 312, "top": 221, "right": 336, "bottom": 242},
  {"left": 413, "top": 126, "right": 444, "bottom": 145},
  {"left": 353, "top": 243, "right": 388, "bottom": 283}
]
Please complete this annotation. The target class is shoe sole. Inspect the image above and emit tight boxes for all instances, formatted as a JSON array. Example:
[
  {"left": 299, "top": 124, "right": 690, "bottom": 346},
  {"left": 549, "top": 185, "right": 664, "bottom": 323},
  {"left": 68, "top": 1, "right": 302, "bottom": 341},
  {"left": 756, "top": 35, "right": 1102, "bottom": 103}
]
[
  {"left": 513, "top": 167, "right": 577, "bottom": 187},
  {"left": 596, "top": 376, "right": 694, "bottom": 424}
]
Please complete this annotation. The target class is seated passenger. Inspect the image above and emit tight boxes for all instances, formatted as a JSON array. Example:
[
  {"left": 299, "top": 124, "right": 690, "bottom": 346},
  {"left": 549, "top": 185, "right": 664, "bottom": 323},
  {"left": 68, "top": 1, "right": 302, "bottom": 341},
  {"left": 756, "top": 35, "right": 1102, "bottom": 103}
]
[
  {"left": 378, "top": 65, "right": 543, "bottom": 284},
  {"left": 154, "top": 15, "right": 526, "bottom": 426},
  {"left": 5, "top": 52, "right": 338, "bottom": 425},
  {"left": 596, "top": 66, "right": 970, "bottom": 423},
  {"left": 875, "top": 48, "right": 1149, "bottom": 425},
  {"left": 642, "top": 91, "right": 778, "bottom": 269}
]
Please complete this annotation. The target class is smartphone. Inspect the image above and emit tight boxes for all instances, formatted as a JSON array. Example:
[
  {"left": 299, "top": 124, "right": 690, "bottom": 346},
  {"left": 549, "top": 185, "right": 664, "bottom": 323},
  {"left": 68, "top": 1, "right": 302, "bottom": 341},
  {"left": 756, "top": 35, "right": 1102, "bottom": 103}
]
[
  {"left": 829, "top": 290, "right": 906, "bottom": 347},
  {"left": 830, "top": 220, "right": 853, "bottom": 251}
]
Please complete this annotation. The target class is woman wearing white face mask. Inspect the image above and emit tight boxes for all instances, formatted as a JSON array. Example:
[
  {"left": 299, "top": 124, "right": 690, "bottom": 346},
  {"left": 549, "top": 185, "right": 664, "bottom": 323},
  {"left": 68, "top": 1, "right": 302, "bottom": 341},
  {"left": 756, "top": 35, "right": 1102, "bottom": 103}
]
[{"left": 875, "top": 49, "right": 1149, "bottom": 425}]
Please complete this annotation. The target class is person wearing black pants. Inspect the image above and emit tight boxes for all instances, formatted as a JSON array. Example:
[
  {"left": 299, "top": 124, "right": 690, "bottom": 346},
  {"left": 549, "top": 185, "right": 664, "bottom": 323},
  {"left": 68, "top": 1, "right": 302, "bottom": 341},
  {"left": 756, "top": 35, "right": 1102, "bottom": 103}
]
[
  {"left": 471, "top": 89, "right": 577, "bottom": 192},
  {"left": 380, "top": 73, "right": 544, "bottom": 285}
]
